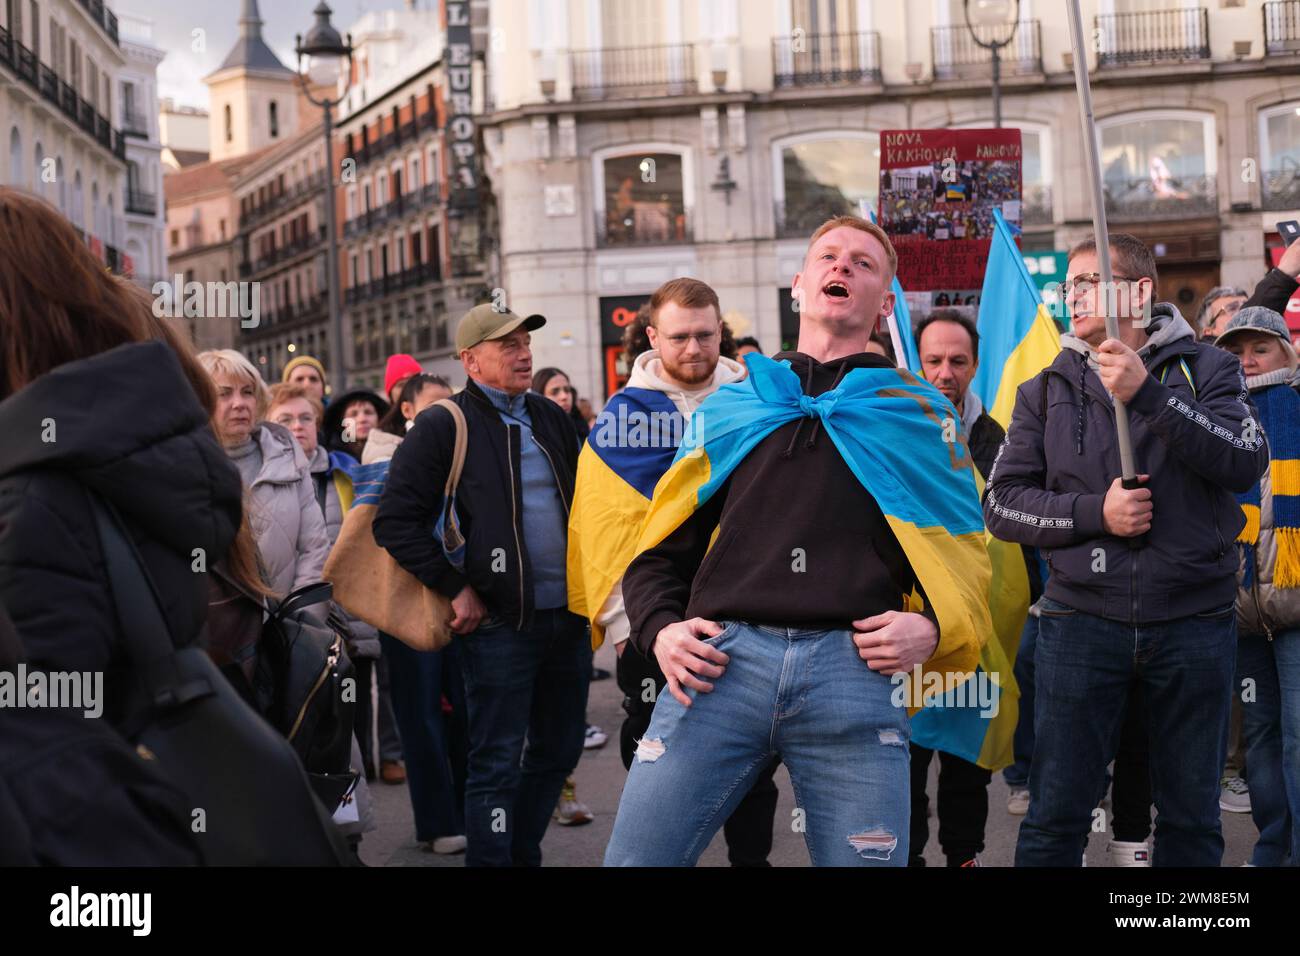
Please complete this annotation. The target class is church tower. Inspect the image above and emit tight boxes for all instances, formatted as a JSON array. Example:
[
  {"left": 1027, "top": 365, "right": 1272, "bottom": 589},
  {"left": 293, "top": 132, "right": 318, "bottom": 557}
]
[{"left": 204, "top": 0, "right": 300, "bottom": 162}]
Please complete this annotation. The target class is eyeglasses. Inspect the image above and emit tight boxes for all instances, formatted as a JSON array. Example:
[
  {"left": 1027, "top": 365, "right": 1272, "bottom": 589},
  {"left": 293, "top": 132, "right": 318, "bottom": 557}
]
[
  {"left": 662, "top": 331, "right": 719, "bottom": 348},
  {"left": 273, "top": 413, "right": 317, "bottom": 428},
  {"left": 1061, "top": 273, "right": 1140, "bottom": 296},
  {"left": 1211, "top": 301, "right": 1244, "bottom": 326}
]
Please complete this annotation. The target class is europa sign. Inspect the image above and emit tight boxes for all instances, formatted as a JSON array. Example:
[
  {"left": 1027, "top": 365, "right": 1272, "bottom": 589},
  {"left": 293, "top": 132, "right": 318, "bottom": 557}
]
[{"left": 446, "top": 1, "right": 478, "bottom": 210}]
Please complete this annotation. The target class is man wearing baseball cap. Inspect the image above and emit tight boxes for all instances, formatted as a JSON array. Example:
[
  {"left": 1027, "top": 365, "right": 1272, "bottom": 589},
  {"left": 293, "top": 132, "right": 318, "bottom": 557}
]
[{"left": 374, "top": 303, "right": 589, "bottom": 867}]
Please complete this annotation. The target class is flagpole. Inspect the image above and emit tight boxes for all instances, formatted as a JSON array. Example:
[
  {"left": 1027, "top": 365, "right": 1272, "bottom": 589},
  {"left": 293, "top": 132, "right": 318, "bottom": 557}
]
[{"left": 1066, "top": 0, "right": 1138, "bottom": 485}]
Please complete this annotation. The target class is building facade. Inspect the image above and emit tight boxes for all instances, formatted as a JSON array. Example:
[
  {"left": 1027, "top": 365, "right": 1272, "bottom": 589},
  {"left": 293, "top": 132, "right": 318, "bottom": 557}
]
[
  {"left": 481, "top": 0, "right": 1300, "bottom": 403},
  {"left": 333, "top": 1, "right": 491, "bottom": 391},
  {"left": 117, "top": 12, "right": 165, "bottom": 288},
  {"left": 1, "top": 0, "right": 129, "bottom": 271}
]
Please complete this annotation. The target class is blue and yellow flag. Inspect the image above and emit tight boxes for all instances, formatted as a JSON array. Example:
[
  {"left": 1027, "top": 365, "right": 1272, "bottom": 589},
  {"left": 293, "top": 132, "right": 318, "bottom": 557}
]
[
  {"left": 970, "top": 207, "right": 1061, "bottom": 429},
  {"left": 634, "top": 353, "right": 992, "bottom": 707},
  {"left": 567, "top": 388, "right": 686, "bottom": 649}
]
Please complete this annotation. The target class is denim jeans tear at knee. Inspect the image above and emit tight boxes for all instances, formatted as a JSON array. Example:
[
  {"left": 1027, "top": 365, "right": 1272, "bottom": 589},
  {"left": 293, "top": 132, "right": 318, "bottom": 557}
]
[
  {"left": 635, "top": 737, "right": 666, "bottom": 763},
  {"left": 847, "top": 826, "right": 898, "bottom": 861},
  {"left": 876, "top": 728, "right": 904, "bottom": 746}
]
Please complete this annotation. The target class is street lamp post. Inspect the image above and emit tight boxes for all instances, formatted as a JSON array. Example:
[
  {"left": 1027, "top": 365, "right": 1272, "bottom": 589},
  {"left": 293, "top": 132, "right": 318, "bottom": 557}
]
[
  {"left": 963, "top": 0, "right": 1021, "bottom": 129},
  {"left": 295, "top": 2, "right": 353, "bottom": 399}
]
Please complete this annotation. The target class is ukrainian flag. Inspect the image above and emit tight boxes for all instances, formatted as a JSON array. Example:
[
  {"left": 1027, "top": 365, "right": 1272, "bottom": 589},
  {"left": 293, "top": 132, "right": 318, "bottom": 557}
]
[
  {"left": 634, "top": 353, "right": 992, "bottom": 707},
  {"left": 970, "top": 207, "right": 1061, "bottom": 429},
  {"left": 567, "top": 388, "right": 686, "bottom": 649}
]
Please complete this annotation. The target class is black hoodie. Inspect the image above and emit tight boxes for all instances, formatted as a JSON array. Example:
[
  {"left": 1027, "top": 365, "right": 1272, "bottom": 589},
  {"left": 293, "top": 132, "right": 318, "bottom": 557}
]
[
  {"left": 0, "top": 341, "right": 242, "bottom": 723},
  {"left": 623, "top": 351, "right": 934, "bottom": 656}
]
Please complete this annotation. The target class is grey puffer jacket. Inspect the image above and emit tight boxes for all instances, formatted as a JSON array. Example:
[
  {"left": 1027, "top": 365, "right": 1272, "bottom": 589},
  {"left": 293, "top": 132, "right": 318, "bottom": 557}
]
[
  {"left": 1234, "top": 369, "right": 1300, "bottom": 636},
  {"left": 984, "top": 304, "right": 1269, "bottom": 624},
  {"left": 242, "top": 423, "right": 330, "bottom": 599}
]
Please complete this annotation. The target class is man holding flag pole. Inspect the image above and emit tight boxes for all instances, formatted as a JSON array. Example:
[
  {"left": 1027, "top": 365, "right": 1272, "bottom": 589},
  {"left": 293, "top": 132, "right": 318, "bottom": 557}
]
[{"left": 981, "top": 0, "right": 1270, "bottom": 866}]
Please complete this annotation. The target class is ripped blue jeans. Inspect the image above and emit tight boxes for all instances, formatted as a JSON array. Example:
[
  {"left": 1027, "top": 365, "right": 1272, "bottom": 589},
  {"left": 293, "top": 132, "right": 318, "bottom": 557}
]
[{"left": 603, "top": 621, "right": 910, "bottom": 866}]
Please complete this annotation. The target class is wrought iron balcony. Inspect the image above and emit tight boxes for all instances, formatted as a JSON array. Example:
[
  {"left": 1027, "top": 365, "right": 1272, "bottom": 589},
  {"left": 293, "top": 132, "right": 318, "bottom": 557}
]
[
  {"left": 597, "top": 205, "right": 693, "bottom": 247},
  {"left": 931, "top": 21, "right": 1043, "bottom": 81},
  {"left": 125, "top": 189, "right": 157, "bottom": 217},
  {"left": 772, "top": 30, "right": 882, "bottom": 87},
  {"left": 570, "top": 43, "right": 698, "bottom": 101},
  {"left": 122, "top": 108, "right": 150, "bottom": 138},
  {"left": 1022, "top": 183, "right": 1054, "bottom": 228},
  {"left": 1094, "top": 8, "right": 1210, "bottom": 68},
  {"left": 1263, "top": 166, "right": 1300, "bottom": 211},
  {"left": 1103, "top": 173, "right": 1217, "bottom": 221},
  {"left": 343, "top": 182, "right": 441, "bottom": 239},
  {"left": 1265, "top": 1, "right": 1300, "bottom": 55}
]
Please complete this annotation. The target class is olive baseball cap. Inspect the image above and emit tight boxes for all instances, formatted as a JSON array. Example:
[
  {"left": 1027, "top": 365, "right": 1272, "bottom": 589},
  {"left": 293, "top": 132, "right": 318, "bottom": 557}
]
[{"left": 455, "top": 304, "right": 546, "bottom": 352}]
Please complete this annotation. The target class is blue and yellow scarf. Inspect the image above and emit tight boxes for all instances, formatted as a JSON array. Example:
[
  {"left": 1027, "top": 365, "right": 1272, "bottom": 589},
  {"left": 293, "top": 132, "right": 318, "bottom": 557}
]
[{"left": 1238, "top": 379, "right": 1300, "bottom": 588}]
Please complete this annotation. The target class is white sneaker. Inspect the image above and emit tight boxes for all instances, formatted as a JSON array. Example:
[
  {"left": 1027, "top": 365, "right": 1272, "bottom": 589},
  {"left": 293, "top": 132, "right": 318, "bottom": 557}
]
[
  {"left": 584, "top": 724, "right": 608, "bottom": 750},
  {"left": 428, "top": 835, "right": 467, "bottom": 855},
  {"left": 1007, "top": 788, "right": 1030, "bottom": 815},
  {"left": 1107, "top": 840, "right": 1152, "bottom": 867},
  {"left": 1219, "top": 776, "right": 1251, "bottom": 813}
]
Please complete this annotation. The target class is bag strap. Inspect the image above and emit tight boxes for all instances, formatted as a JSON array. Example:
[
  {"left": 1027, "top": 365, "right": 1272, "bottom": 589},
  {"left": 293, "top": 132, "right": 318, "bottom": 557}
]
[
  {"left": 270, "top": 582, "right": 334, "bottom": 625},
  {"left": 89, "top": 495, "right": 176, "bottom": 665},
  {"left": 435, "top": 398, "right": 468, "bottom": 549}
]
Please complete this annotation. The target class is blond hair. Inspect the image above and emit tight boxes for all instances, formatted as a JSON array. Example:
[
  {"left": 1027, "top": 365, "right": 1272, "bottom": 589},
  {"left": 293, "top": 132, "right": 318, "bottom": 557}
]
[
  {"left": 197, "top": 349, "right": 269, "bottom": 419},
  {"left": 807, "top": 215, "right": 898, "bottom": 280},
  {"left": 267, "top": 382, "right": 324, "bottom": 425}
]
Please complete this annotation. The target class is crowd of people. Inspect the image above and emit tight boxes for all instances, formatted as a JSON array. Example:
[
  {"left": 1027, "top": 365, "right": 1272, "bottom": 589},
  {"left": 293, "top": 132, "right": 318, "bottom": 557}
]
[{"left": 2, "top": 180, "right": 1300, "bottom": 867}]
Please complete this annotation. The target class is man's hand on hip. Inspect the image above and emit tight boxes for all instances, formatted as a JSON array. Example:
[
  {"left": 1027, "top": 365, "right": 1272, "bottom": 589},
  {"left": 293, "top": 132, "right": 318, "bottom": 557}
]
[
  {"left": 652, "top": 618, "right": 729, "bottom": 708},
  {"left": 852, "top": 611, "right": 939, "bottom": 675},
  {"left": 449, "top": 584, "right": 487, "bottom": 634}
]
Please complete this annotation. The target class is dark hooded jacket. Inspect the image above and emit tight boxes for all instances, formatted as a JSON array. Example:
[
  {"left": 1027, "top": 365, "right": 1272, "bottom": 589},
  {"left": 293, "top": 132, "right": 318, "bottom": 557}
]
[
  {"left": 622, "top": 350, "right": 935, "bottom": 655},
  {"left": 983, "top": 304, "right": 1269, "bottom": 623},
  {"left": 0, "top": 340, "right": 243, "bottom": 724}
]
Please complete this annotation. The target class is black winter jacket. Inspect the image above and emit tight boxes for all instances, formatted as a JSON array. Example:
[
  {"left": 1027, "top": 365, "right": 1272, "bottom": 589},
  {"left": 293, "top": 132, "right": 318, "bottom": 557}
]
[
  {"left": 373, "top": 378, "right": 580, "bottom": 631},
  {"left": 0, "top": 340, "right": 243, "bottom": 724},
  {"left": 1244, "top": 267, "right": 1298, "bottom": 315},
  {"left": 983, "top": 307, "right": 1268, "bottom": 623}
]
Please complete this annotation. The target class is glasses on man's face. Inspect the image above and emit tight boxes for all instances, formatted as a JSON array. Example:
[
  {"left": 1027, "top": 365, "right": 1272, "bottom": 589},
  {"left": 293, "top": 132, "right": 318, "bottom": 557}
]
[
  {"left": 274, "top": 414, "right": 317, "bottom": 428},
  {"left": 1211, "top": 300, "right": 1244, "bottom": 326},
  {"left": 663, "top": 331, "right": 719, "bottom": 348},
  {"left": 1061, "top": 273, "right": 1139, "bottom": 297}
]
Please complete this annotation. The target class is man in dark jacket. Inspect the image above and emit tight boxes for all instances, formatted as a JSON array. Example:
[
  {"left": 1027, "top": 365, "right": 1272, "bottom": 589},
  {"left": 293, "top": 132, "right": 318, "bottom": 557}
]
[
  {"left": 984, "top": 233, "right": 1270, "bottom": 866},
  {"left": 373, "top": 304, "right": 587, "bottom": 867},
  {"left": 909, "top": 308, "right": 1003, "bottom": 866},
  {"left": 604, "top": 216, "right": 985, "bottom": 867}
]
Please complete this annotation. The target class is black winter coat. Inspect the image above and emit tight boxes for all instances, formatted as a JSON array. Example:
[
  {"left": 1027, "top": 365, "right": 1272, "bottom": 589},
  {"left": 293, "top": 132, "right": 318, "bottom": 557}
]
[
  {"left": 373, "top": 378, "right": 580, "bottom": 631},
  {"left": 0, "top": 340, "right": 243, "bottom": 724}
]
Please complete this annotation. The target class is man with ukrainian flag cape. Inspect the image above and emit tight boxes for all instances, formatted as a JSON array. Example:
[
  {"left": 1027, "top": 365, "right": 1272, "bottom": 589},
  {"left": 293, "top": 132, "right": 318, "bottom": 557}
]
[
  {"left": 567, "top": 278, "right": 782, "bottom": 864},
  {"left": 602, "top": 217, "right": 993, "bottom": 867}
]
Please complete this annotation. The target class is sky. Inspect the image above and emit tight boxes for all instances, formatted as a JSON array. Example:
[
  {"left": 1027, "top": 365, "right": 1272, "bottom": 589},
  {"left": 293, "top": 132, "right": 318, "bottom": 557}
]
[{"left": 116, "top": 0, "right": 390, "bottom": 110}]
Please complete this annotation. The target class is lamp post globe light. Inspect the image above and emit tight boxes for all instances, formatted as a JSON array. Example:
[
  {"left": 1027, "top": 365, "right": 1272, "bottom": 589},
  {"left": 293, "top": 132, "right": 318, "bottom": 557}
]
[
  {"left": 963, "top": 0, "right": 1020, "bottom": 129},
  {"left": 295, "top": 2, "right": 353, "bottom": 398}
]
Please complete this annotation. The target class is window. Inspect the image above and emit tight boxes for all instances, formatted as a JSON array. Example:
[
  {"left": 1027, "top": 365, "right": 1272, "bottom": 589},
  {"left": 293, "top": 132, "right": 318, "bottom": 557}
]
[
  {"left": 600, "top": 0, "right": 663, "bottom": 48},
  {"left": 56, "top": 157, "right": 65, "bottom": 211},
  {"left": 408, "top": 154, "right": 422, "bottom": 191},
  {"left": 792, "top": 0, "right": 861, "bottom": 36},
  {"left": 1098, "top": 110, "right": 1216, "bottom": 217},
  {"left": 269, "top": 101, "right": 279, "bottom": 138},
  {"left": 32, "top": 141, "right": 42, "bottom": 197},
  {"left": 9, "top": 127, "right": 22, "bottom": 187},
  {"left": 773, "top": 133, "right": 878, "bottom": 238},
  {"left": 171, "top": 228, "right": 179, "bottom": 248},
  {"left": 224, "top": 105, "right": 233, "bottom": 143},
  {"left": 1260, "top": 102, "right": 1300, "bottom": 211},
  {"left": 29, "top": 1, "right": 38, "bottom": 59},
  {"left": 598, "top": 150, "right": 689, "bottom": 245}
]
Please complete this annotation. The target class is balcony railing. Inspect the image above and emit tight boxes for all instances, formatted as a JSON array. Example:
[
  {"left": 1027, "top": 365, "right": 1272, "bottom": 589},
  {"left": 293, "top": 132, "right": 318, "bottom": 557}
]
[
  {"left": 597, "top": 205, "right": 692, "bottom": 247},
  {"left": 122, "top": 107, "right": 149, "bottom": 137},
  {"left": 571, "top": 43, "right": 698, "bottom": 101},
  {"left": 772, "top": 30, "right": 882, "bottom": 87},
  {"left": 343, "top": 262, "right": 444, "bottom": 306},
  {"left": 1094, "top": 9, "right": 1210, "bottom": 68},
  {"left": 78, "top": 0, "right": 120, "bottom": 46},
  {"left": 343, "top": 182, "right": 441, "bottom": 239},
  {"left": 1265, "top": 1, "right": 1300, "bottom": 55},
  {"left": 1103, "top": 173, "right": 1217, "bottom": 221},
  {"left": 1263, "top": 166, "right": 1300, "bottom": 211},
  {"left": 931, "top": 21, "right": 1043, "bottom": 80},
  {"left": 249, "top": 226, "right": 329, "bottom": 274},
  {"left": 239, "top": 171, "right": 329, "bottom": 231},
  {"left": 774, "top": 198, "right": 862, "bottom": 240},
  {"left": 347, "top": 110, "right": 436, "bottom": 169},
  {"left": 125, "top": 189, "right": 157, "bottom": 217},
  {"left": 253, "top": 294, "right": 329, "bottom": 334},
  {"left": 0, "top": 28, "right": 124, "bottom": 164}
]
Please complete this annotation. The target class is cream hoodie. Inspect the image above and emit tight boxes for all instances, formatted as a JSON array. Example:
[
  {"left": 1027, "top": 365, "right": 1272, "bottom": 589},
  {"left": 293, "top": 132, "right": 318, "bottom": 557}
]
[{"left": 596, "top": 349, "right": 748, "bottom": 649}]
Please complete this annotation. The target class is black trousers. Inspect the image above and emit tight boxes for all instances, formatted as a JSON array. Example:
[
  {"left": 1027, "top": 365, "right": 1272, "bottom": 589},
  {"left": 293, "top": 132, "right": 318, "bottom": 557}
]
[
  {"left": 616, "top": 643, "right": 781, "bottom": 867},
  {"left": 908, "top": 744, "right": 992, "bottom": 866},
  {"left": 1109, "top": 681, "right": 1153, "bottom": 843}
]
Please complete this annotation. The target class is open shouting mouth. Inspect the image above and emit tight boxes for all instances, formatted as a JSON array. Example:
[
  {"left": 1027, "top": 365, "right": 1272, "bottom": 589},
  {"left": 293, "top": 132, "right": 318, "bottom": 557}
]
[{"left": 823, "top": 280, "right": 851, "bottom": 300}]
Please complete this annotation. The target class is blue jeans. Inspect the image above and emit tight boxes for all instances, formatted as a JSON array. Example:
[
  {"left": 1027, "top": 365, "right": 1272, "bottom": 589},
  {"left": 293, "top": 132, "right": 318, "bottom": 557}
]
[
  {"left": 380, "top": 633, "right": 466, "bottom": 842},
  {"left": 457, "top": 607, "right": 592, "bottom": 867},
  {"left": 1237, "top": 628, "right": 1300, "bottom": 866},
  {"left": 1002, "top": 614, "right": 1039, "bottom": 790},
  {"left": 1016, "top": 599, "right": 1235, "bottom": 867},
  {"left": 604, "top": 622, "right": 911, "bottom": 867}
]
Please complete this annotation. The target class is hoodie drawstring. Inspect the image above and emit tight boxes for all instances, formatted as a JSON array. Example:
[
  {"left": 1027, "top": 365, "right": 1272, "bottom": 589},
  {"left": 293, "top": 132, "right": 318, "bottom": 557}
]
[
  {"left": 781, "top": 359, "right": 851, "bottom": 458},
  {"left": 805, "top": 361, "right": 853, "bottom": 451}
]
